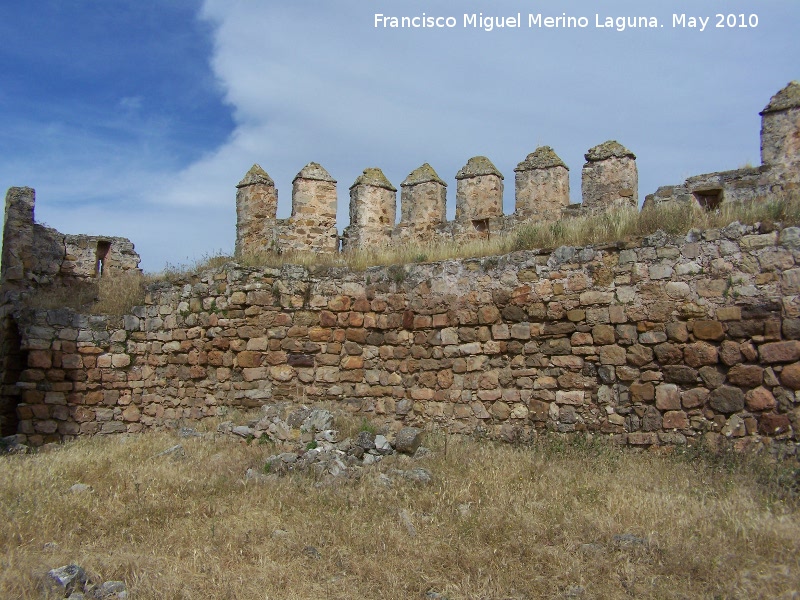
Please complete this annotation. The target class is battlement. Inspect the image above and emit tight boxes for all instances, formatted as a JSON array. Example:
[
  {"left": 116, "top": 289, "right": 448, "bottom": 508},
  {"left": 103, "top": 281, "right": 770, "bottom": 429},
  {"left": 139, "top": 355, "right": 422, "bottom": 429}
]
[
  {"left": 232, "top": 81, "right": 800, "bottom": 257},
  {"left": 237, "top": 140, "right": 642, "bottom": 256}
]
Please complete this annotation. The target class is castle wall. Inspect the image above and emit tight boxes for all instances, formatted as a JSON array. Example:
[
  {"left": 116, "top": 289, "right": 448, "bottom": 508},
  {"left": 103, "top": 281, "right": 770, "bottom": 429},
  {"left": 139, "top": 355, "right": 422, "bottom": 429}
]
[
  {"left": 581, "top": 141, "right": 638, "bottom": 211},
  {"left": 761, "top": 81, "right": 800, "bottom": 183},
  {"left": 235, "top": 164, "right": 278, "bottom": 257},
  {"left": 341, "top": 168, "right": 397, "bottom": 251},
  {"left": 514, "top": 147, "right": 570, "bottom": 223},
  {"left": 10, "top": 224, "right": 800, "bottom": 452}
]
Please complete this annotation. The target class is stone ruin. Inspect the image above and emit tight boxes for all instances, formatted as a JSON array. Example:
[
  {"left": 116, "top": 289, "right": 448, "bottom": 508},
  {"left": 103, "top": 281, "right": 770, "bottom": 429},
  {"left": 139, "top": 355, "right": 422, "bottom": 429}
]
[
  {"left": 646, "top": 81, "right": 800, "bottom": 210},
  {"left": 0, "top": 187, "right": 141, "bottom": 437},
  {"left": 1, "top": 81, "right": 799, "bottom": 449},
  {"left": 1, "top": 187, "right": 140, "bottom": 290},
  {"left": 232, "top": 83, "right": 799, "bottom": 258}
]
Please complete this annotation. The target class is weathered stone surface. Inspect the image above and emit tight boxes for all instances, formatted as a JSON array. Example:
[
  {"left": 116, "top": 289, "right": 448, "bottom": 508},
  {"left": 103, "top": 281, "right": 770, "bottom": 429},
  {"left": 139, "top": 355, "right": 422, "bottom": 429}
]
[
  {"left": 745, "top": 387, "right": 776, "bottom": 411},
  {"left": 759, "top": 341, "right": 800, "bottom": 363},
  {"left": 394, "top": 427, "right": 424, "bottom": 455},
  {"left": 683, "top": 342, "right": 718, "bottom": 368},
  {"left": 655, "top": 384, "right": 681, "bottom": 410},
  {"left": 780, "top": 362, "right": 800, "bottom": 390},
  {"left": 692, "top": 320, "right": 725, "bottom": 341},
  {"left": 708, "top": 386, "right": 745, "bottom": 414},
  {"left": 727, "top": 364, "right": 764, "bottom": 388}
]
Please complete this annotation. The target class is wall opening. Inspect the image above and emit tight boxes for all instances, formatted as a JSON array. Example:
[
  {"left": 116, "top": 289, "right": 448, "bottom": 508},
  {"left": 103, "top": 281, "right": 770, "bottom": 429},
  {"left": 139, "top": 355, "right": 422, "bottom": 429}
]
[
  {"left": 95, "top": 240, "right": 111, "bottom": 277},
  {"left": 693, "top": 189, "right": 723, "bottom": 211},
  {"left": 472, "top": 219, "right": 489, "bottom": 235},
  {"left": 0, "top": 319, "right": 27, "bottom": 437}
]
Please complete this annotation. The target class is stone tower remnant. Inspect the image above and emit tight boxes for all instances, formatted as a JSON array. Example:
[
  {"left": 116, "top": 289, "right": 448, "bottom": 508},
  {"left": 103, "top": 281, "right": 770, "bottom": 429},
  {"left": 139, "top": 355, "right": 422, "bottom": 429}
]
[
  {"left": 454, "top": 156, "right": 504, "bottom": 226},
  {"left": 398, "top": 163, "right": 447, "bottom": 241},
  {"left": 514, "top": 146, "right": 570, "bottom": 222},
  {"left": 235, "top": 164, "right": 278, "bottom": 257},
  {"left": 342, "top": 168, "right": 397, "bottom": 251},
  {"left": 287, "top": 162, "right": 339, "bottom": 254},
  {"left": 581, "top": 141, "right": 638, "bottom": 211},
  {"left": 760, "top": 80, "right": 800, "bottom": 184},
  {"left": 1, "top": 187, "right": 35, "bottom": 285}
]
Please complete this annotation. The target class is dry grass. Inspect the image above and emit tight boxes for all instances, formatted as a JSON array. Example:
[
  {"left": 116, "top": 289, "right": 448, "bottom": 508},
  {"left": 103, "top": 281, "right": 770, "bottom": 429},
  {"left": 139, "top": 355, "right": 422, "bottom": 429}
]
[
  {"left": 24, "top": 272, "right": 147, "bottom": 316},
  {"left": 176, "top": 193, "right": 800, "bottom": 278},
  {"left": 1, "top": 429, "right": 798, "bottom": 599}
]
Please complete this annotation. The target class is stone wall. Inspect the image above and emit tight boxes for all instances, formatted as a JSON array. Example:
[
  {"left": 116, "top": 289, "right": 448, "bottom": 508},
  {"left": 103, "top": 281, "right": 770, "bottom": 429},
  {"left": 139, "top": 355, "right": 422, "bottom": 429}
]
[
  {"left": 7, "top": 222, "right": 800, "bottom": 453},
  {"left": 646, "top": 81, "right": 800, "bottom": 209},
  {"left": 1, "top": 187, "right": 140, "bottom": 289},
  {"left": 230, "top": 82, "right": 799, "bottom": 256},
  {"left": 0, "top": 186, "right": 141, "bottom": 438}
]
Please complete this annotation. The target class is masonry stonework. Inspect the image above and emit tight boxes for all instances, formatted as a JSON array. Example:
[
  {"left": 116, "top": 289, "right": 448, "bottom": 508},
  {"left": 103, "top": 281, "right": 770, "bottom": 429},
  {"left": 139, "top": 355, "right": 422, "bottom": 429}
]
[
  {"left": 395, "top": 163, "right": 448, "bottom": 243},
  {"left": 581, "top": 141, "right": 638, "bottom": 211},
  {"left": 3, "top": 81, "right": 800, "bottom": 452},
  {"left": 514, "top": 146, "right": 570, "bottom": 223},
  {"left": 6, "top": 223, "right": 800, "bottom": 452},
  {"left": 235, "top": 164, "right": 278, "bottom": 257},
  {"left": 342, "top": 168, "right": 397, "bottom": 251},
  {"left": 761, "top": 81, "right": 800, "bottom": 184},
  {"left": 455, "top": 156, "right": 504, "bottom": 222}
]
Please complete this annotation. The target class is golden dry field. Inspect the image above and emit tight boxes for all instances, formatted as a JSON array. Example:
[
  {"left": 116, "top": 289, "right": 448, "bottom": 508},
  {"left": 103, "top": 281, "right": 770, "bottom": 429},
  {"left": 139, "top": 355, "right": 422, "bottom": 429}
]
[{"left": 1, "top": 428, "right": 799, "bottom": 599}]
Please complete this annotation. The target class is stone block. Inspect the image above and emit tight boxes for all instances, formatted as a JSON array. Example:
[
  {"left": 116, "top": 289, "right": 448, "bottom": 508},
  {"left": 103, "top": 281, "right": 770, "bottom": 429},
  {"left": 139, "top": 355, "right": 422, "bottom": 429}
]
[
  {"left": 727, "top": 364, "right": 764, "bottom": 388},
  {"left": 745, "top": 387, "right": 776, "bottom": 411},
  {"left": 655, "top": 384, "right": 681, "bottom": 410},
  {"left": 599, "top": 345, "right": 626, "bottom": 365},
  {"left": 708, "top": 386, "right": 745, "bottom": 414},
  {"left": 759, "top": 341, "right": 800, "bottom": 363},
  {"left": 683, "top": 342, "right": 718, "bottom": 368},
  {"left": 662, "top": 410, "right": 689, "bottom": 429}
]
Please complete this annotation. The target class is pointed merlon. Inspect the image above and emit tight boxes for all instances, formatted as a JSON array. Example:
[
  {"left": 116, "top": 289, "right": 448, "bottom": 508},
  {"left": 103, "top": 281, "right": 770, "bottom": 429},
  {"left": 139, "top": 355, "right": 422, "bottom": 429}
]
[
  {"left": 585, "top": 141, "right": 636, "bottom": 162},
  {"left": 349, "top": 168, "right": 397, "bottom": 191},
  {"left": 236, "top": 164, "right": 274, "bottom": 188},
  {"left": 455, "top": 156, "right": 504, "bottom": 180},
  {"left": 401, "top": 163, "right": 447, "bottom": 187},
  {"left": 515, "top": 146, "right": 568, "bottom": 172},
  {"left": 293, "top": 162, "right": 337, "bottom": 184},
  {"left": 761, "top": 81, "right": 800, "bottom": 115}
]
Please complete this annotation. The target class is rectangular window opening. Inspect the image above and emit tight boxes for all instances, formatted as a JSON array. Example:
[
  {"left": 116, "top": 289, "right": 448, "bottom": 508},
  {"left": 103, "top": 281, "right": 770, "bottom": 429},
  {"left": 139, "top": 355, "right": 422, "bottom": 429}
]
[
  {"left": 693, "top": 189, "right": 723, "bottom": 211},
  {"left": 95, "top": 240, "right": 111, "bottom": 277}
]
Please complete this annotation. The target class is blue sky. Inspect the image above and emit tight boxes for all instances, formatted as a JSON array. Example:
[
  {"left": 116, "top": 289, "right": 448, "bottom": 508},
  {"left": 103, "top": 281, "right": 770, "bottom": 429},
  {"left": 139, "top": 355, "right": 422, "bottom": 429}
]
[{"left": 1, "top": 0, "right": 798, "bottom": 271}]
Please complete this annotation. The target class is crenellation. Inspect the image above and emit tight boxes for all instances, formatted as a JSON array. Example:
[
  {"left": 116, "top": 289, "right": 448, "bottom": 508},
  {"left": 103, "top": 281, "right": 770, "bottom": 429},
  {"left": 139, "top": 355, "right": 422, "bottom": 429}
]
[
  {"left": 395, "top": 163, "right": 448, "bottom": 243},
  {"left": 514, "top": 146, "right": 570, "bottom": 223},
  {"left": 581, "top": 141, "right": 638, "bottom": 211},
  {"left": 342, "top": 168, "right": 396, "bottom": 251},
  {"left": 3, "top": 81, "right": 800, "bottom": 451},
  {"left": 277, "top": 163, "right": 339, "bottom": 254},
  {"left": 454, "top": 156, "right": 504, "bottom": 224},
  {"left": 235, "top": 164, "right": 278, "bottom": 257}
]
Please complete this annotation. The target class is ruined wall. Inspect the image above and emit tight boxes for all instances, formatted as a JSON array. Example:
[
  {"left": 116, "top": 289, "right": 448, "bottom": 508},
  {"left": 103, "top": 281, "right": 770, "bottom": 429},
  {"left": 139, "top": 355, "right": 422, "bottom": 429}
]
[
  {"left": 0, "top": 186, "right": 141, "bottom": 438},
  {"left": 1, "top": 187, "right": 141, "bottom": 288},
  {"left": 647, "top": 81, "right": 800, "bottom": 209},
  {"left": 8, "top": 222, "right": 800, "bottom": 453}
]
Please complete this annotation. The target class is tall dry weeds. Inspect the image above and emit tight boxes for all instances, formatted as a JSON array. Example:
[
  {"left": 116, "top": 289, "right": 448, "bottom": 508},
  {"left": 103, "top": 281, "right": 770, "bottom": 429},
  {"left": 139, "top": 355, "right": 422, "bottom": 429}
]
[{"left": 1, "top": 431, "right": 798, "bottom": 599}]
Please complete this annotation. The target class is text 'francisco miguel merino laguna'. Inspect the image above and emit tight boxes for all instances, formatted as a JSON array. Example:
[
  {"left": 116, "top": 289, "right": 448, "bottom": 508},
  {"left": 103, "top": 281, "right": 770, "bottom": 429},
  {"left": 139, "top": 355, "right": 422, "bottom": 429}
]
[{"left": 374, "top": 13, "right": 759, "bottom": 32}]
